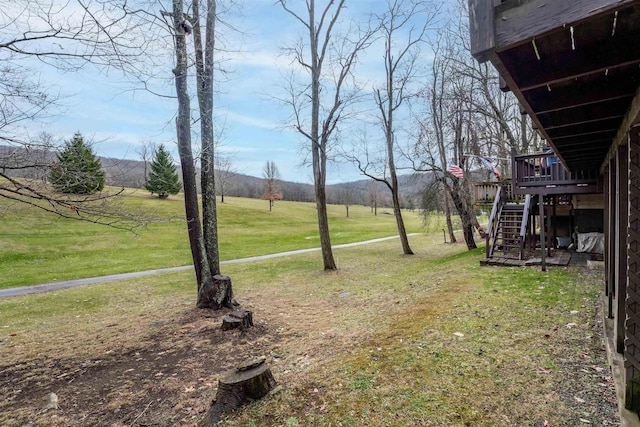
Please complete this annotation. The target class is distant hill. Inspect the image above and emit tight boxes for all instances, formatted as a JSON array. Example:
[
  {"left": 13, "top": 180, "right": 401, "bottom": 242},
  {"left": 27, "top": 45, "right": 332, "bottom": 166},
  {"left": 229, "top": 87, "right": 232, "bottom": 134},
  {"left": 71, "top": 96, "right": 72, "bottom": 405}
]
[{"left": 0, "top": 145, "right": 430, "bottom": 208}]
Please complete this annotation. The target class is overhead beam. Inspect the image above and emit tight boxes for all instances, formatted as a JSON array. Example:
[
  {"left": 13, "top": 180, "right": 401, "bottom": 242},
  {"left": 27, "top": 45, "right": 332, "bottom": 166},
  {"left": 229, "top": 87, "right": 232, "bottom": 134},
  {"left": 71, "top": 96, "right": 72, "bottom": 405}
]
[
  {"left": 552, "top": 130, "right": 618, "bottom": 144},
  {"left": 527, "top": 79, "right": 637, "bottom": 115},
  {"left": 494, "top": 0, "right": 638, "bottom": 50},
  {"left": 499, "top": 31, "right": 640, "bottom": 91},
  {"left": 538, "top": 98, "right": 630, "bottom": 129},
  {"left": 545, "top": 115, "right": 625, "bottom": 131},
  {"left": 547, "top": 118, "right": 622, "bottom": 138},
  {"left": 554, "top": 136, "right": 614, "bottom": 149},
  {"left": 602, "top": 84, "right": 640, "bottom": 172}
]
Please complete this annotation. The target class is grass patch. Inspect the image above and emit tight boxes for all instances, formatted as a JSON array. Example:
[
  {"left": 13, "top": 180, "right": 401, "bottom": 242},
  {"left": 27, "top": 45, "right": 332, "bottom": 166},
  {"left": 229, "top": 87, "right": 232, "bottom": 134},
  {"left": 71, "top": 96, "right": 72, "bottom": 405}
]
[
  {"left": 0, "top": 192, "right": 463, "bottom": 289},
  {"left": 0, "top": 235, "right": 615, "bottom": 426}
]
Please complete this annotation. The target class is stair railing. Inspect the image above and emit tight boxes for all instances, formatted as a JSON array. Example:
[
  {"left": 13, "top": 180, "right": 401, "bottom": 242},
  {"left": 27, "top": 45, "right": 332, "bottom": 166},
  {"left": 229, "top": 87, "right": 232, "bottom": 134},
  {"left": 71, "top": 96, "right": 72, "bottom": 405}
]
[
  {"left": 486, "top": 185, "right": 506, "bottom": 258},
  {"left": 517, "top": 194, "right": 532, "bottom": 260}
]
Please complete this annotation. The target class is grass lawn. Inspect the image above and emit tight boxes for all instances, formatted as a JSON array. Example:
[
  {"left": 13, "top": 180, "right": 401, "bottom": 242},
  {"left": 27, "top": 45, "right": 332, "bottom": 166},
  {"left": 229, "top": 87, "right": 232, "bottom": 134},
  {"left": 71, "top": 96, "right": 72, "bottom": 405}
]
[
  {"left": 0, "top": 234, "right": 616, "bottom": 426},
  {"left": 0, "top": 191, "right": 448, "bottom": 289}
]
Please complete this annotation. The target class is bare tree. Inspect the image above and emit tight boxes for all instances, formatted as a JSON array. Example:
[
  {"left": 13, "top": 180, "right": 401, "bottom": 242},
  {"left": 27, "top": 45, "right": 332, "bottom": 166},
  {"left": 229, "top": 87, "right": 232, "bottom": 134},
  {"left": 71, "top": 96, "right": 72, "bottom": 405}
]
[
  {"left": 408, "top": 27, "right": 479, "bottom": 249},
  {"left": 165, "top": 0, "right": 236, "bottom": 309},
  {"left": 350, "top": 0, "right": 438, "bottom": 255},
  {"left": 215, "top": 154, "right": 236, "bottom": 203},
  {"left": 337, "top": 184, "right": 357, "bottom": 217},
  {"left": 136, "top": 139, "right": 157, "bottom": 187},
  {"left": 366, "top": 180, "right": 382, "bottom": 215},
  {"left": 262, "top": 161, "right": 282, "bottom": 211},
  {"left": 277, "top": 0, "right": 376, "bottom": 270}
]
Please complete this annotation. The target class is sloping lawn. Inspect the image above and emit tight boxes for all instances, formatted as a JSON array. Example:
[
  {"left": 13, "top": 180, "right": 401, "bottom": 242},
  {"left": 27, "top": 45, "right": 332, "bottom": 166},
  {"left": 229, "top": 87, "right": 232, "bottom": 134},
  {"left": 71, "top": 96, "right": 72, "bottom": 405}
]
[
  {"left": 0, "top": 235, "right": 616, "bottom": 426},
  {"left": 0, "top": 193, "right": 433, "bottom": 289}
]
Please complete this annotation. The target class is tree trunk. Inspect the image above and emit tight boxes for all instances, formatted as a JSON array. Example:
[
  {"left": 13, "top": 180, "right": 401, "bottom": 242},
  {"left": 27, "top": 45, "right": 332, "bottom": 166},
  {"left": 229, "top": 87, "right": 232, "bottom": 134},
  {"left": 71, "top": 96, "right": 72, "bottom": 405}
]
[
  {"left": 387, "top": 125, "right": 413, "bottom": 255},
  {"left": 443, "top": 192, "right": 457, "bottom": 243},
  {"left": 449, "top": 183, "right": 477, "bottom": 250},
  {"left": 315, "top": 180, "right": 336, "bottom": 270},
  {"left": 171, "top": 0, "right": 211, "bottom": 290},
  {"left": 200, "top": 357, "right": 276, "bottom": 426},
  {"left": 197, "top": 275, "right": 238, "bottom": 309},
  {"left": 391, "top": 186, "right": 414, "bottom": 255},
  {"left": 193, "top": 0, "right": 221, "bottom": 278}
]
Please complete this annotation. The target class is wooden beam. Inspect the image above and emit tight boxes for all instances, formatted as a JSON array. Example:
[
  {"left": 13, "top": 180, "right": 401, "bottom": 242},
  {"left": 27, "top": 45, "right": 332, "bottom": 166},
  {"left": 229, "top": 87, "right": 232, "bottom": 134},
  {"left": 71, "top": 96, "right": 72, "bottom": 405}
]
[
  {"left": 608, "top": 157, "right": 617, "bottom": 323},
  {"left": 616, "top": 145, "right": 629, "bottom": 353},
  {"left": 545, "top": 115, "right": 625, "bottom": 131},
  {"left": 555, "top": 136, "right": 615, "bottom": 150},
  {"left": 602, "top": 84, "right": 640, "bottom": 172},
  {"left": 553, "top": 130, "right": 618, "bottom": 145},
  {"left": 538, "top": 97, "right": 630, "bottom": 129},
  {"left": 516, "top": 49, "right": 640, "bottom": 92},
  {"left": 494, "top": 0, "right": 638, "bottom": 50},
  {"left": 625, "top": 130, "right": 640, "bottom": 411},
  {"left": 469, "top": 0, "right": 496, "bottom": 62},
  {"left": 548, "top": 118, "right": 621, "bottom": 138},
  {"left": 513, "top": 184, "right": 600, "bottom": 196},
  {"left": 527, "top": 77, "right": 638, "bottom": 115}
]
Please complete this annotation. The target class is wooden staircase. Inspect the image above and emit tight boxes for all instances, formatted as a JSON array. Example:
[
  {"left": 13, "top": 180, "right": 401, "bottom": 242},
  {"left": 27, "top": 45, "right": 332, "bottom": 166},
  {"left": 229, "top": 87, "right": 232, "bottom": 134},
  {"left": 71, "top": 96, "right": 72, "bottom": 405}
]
[{"left": 486, "top": 186, "right": 533, "bottom": 260}]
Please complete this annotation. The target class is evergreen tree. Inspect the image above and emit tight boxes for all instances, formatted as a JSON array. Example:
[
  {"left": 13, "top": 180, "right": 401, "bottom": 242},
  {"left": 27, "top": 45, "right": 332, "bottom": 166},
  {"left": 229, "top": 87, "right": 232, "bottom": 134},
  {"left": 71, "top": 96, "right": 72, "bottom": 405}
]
[
  {"left": 49, "top": 132, "right": 105, "bottom": 194},
  {"left": 146, "top": 144, "right": 182, "bottom": 199}
]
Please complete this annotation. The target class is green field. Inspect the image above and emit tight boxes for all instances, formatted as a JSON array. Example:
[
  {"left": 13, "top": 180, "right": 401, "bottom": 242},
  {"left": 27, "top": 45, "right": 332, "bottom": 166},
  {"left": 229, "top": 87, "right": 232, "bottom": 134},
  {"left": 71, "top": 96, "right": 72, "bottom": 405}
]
[
  {"left": 0, "top": 190, "right": 613, "bottom": 426},
  {"left": 0, "top": 191, "right": 449, "bottom": 288}
]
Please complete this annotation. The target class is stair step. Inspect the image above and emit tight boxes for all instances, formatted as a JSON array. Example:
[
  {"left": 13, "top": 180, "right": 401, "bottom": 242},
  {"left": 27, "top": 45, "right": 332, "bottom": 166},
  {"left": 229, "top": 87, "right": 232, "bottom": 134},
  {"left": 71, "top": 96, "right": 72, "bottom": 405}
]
[{"left": 502, "top": 205, "right": 524, "bottom": 211}]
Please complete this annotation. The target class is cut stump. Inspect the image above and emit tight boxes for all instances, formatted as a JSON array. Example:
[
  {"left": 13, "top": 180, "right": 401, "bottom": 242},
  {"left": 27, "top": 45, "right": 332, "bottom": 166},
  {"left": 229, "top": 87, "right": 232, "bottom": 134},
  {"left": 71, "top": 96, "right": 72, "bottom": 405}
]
[
  {"left": 221, "top": 310, "right": 253, "bottom": 331},
  {"left": 197, "top": 275, "right": 238, "bottom": 309},
  {"left": 200, "top": 356, "right": 276, "bottom": 426}
]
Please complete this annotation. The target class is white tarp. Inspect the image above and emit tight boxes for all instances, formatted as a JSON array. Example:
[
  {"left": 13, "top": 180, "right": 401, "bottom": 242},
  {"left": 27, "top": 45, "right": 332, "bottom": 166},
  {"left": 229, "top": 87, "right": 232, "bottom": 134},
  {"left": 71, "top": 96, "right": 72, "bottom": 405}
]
[{"left": 577, "top": 232, "right": 604, "bottom": 254}]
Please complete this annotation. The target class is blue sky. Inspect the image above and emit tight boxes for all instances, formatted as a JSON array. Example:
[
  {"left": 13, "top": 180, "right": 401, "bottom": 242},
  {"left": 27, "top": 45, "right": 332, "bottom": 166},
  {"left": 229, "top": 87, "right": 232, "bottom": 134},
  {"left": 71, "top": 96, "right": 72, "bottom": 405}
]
[{"left": 32, "top": 0, "right": 449, "bottom": 184}]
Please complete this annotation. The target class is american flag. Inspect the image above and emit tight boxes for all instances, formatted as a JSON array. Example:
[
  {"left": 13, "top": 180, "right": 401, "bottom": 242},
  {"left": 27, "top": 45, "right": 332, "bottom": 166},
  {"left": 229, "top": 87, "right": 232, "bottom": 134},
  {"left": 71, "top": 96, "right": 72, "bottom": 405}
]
[
  {"left": 478, "top": 156, "right": 501, "bottom": 179},
  {"left": 449, "top": 164, "right": 464, "bottom": 179}
]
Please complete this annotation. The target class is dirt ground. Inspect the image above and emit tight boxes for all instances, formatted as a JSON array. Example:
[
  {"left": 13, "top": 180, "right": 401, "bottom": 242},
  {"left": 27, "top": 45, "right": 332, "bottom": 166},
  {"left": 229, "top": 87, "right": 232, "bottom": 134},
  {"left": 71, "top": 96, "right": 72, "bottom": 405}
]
[
  {"left": 1, "top": 266, "right": 620, "bottom": 427},
  {"left": 2, "top": 308, "right": 265, "bottom": 426}
]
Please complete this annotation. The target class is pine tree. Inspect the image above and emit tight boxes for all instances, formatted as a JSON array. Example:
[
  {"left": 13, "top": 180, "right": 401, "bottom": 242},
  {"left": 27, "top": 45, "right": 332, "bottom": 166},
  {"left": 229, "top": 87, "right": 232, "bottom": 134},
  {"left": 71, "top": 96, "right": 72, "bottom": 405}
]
[
  {"left": 49, "top": 132, "right": 105, "bottom": 194},
  {"left": 146, "top": 144, "right": 182, "bottom": 199}
]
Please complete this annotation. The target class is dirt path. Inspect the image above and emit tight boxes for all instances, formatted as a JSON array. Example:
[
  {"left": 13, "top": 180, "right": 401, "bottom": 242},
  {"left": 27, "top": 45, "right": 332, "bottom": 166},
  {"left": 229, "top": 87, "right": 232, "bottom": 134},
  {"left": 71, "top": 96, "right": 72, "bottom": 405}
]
[{"left": 0, "top": 234, "right": 419, "bottom": 298}]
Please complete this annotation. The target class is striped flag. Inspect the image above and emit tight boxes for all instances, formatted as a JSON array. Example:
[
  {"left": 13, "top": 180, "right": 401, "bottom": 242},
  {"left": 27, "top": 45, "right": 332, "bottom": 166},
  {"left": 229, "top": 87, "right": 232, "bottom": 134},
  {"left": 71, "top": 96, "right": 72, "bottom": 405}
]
[
  {"left": 449, "top": 164, "right": 464, "bottom": 179},
  {"left": 478, "top": 156, "right": 501, "bottom": 179}
]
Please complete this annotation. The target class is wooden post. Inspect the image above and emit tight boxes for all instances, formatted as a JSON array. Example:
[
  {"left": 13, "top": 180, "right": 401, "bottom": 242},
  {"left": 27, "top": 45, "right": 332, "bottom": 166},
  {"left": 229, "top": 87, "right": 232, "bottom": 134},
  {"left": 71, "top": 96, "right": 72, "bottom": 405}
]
[
  {"left": 552, "top": 196, "right": 557, "bottom": 249},
  {"left": 625, "top": 131, "right": 640, "bottom": 411},
  {"left": 603, "top": 164, "right": 613, "bottom": 318},
  {"left": 617, "top": 145, "right": 629, "bottom": 353},
  {"left": 539, "top": 195, "right": 546, "bottom": 272},
  {"left": 609, "top": 158, "right": 618, "bottom": 320}
]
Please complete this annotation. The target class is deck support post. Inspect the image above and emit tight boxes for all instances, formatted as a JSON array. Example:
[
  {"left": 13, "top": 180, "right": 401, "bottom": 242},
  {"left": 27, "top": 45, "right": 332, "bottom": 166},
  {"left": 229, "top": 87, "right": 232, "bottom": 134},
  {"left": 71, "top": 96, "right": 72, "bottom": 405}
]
[
  {"left": 539, "top": 194, "right": 546, "bottom": 272},
  {"left": 609, "top": 158, "right": 617, "bottom": 320},
  {"left": 625, "top": 130, "right": 640, "bottom": 411},
  {"left": 616, "top": 145, "right": 629, "bottom": 353}
]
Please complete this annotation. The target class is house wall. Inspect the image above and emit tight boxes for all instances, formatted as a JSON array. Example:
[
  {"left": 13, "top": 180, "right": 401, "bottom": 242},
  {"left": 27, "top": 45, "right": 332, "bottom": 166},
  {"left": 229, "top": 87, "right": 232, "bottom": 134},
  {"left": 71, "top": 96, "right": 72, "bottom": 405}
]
[
  {"left": 574, "top": 194, "right": 604, "bottom": 209},
  {"left": 574, "top": 209, "right": 604, "bottom": 233}
]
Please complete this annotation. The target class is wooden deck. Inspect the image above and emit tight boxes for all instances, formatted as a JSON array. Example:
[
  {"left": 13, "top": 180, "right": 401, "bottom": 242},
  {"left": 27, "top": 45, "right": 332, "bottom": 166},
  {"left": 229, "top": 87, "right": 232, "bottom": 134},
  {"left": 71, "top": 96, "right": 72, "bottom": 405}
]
[{"left": 480, "top": 250, "right": 590, "bottom": 267}]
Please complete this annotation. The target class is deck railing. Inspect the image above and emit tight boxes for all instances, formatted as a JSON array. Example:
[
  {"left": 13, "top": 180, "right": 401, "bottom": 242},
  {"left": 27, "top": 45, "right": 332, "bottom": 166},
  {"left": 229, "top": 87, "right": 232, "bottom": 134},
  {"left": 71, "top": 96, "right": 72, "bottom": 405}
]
[
  {"left": 511, "top": 149, "right": 599, "bottom": 194},
  {"left": 474, "top": 181, "right": 517, "bottom": 205}
]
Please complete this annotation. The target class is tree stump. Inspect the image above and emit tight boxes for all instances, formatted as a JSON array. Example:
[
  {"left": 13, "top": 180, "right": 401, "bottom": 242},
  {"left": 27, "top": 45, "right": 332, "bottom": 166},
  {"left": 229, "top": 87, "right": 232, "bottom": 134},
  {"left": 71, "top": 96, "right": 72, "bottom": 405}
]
[
  {"left": 221, "top": 310, "right": 253, "bottom": 331},
  {"left": 197, "top": 275, "right": 238, "bottom": 309},
  {"left": 200, "top": 356, "right": 276, "bottom": 426}
]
